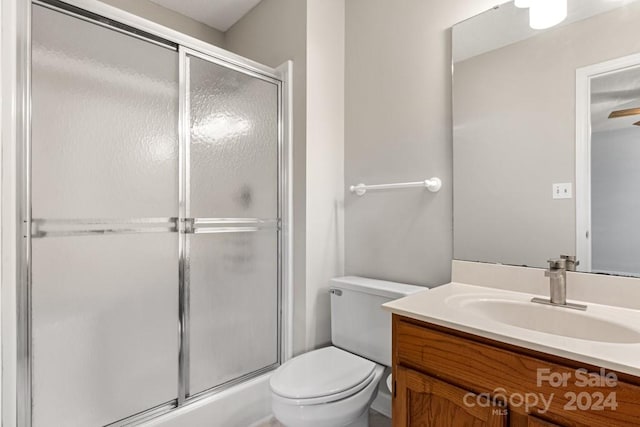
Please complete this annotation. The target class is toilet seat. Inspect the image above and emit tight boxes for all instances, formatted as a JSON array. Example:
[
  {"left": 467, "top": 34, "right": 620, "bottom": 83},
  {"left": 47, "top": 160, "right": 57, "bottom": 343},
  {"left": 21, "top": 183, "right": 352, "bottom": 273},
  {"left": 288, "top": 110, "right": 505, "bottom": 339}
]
[
  {"left": 271, "top": 368, "right": 378, "bottom": 406},
  {"left": 270, "top": 346, "right": 378, "bottom": 405}
]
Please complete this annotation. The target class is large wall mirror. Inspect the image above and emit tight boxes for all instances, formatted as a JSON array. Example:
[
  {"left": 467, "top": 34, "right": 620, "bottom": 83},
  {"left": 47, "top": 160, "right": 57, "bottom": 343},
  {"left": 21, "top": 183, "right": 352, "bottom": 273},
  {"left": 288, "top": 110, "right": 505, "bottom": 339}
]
[{"left": 453, "top": 0, "right": 640, "bottom": 276}]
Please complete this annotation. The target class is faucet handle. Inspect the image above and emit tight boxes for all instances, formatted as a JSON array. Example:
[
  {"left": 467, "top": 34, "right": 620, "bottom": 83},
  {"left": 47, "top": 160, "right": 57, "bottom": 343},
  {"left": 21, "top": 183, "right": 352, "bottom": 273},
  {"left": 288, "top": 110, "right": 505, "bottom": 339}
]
[
  {"left": 561, "top": 255, "right": 580, "bottom": 271},
  {"left": 547, "top": 258, "right": 567, "bottom": 270}
]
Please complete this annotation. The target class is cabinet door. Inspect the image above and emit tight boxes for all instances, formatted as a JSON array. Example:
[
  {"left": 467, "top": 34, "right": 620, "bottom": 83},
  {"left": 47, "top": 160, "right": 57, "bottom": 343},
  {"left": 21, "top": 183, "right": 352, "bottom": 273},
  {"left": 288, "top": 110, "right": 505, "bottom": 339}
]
[
  {"left": 393, "top": 366, "right": 508, "bottom": 427},
  {"left": 527, "top": 415, "right": 563, "bottom": 427}
]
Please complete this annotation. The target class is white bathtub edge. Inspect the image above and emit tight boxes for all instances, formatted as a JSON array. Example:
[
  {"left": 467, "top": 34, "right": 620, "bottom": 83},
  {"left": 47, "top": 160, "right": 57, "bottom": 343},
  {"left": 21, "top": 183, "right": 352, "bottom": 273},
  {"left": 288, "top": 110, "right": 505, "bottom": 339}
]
[{"left": 141, "top": 372, "right": 273, "bottom": 427}]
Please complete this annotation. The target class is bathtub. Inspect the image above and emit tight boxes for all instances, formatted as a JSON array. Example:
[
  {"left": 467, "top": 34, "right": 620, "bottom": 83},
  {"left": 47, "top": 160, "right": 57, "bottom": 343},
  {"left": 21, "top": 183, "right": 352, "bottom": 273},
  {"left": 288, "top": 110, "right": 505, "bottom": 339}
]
[{"left": 143, "top": 373, "right": 273, "bottom": 427}]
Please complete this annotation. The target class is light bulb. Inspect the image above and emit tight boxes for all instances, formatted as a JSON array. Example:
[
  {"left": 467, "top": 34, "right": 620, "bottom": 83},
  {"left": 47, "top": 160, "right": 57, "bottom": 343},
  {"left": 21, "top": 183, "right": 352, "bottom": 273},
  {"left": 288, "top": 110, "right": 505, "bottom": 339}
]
[
  {"left": 515, "top": 0, "right": 532, "bottom": 8},
  {"left": 529, "top": 0, "right": 567, "bottom": 29}
]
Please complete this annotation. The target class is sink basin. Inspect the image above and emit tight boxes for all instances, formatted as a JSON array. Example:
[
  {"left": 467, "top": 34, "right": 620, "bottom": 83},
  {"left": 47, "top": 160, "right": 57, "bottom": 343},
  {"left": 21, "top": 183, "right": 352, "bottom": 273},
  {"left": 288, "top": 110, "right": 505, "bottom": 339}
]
[
  {"left": 384, "top": 282, "right": 640, "bottom": 377},
  {"left": 447, "top": 295, "right": 640, "bottom": 344}
]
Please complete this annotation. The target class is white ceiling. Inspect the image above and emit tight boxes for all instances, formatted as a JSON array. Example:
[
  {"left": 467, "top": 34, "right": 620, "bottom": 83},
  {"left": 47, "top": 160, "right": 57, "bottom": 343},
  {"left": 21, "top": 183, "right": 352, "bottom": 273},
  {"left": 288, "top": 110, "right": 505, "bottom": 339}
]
[{"left": 150, "top": 0, "right": 263, "bottom": 32}]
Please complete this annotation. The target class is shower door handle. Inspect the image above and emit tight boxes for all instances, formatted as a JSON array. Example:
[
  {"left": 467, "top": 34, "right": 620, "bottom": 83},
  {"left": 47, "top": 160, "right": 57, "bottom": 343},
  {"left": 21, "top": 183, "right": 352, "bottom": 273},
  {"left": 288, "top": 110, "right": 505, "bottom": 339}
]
[{"left": 181, "top": 218, "right": 279, "bottom": 234}]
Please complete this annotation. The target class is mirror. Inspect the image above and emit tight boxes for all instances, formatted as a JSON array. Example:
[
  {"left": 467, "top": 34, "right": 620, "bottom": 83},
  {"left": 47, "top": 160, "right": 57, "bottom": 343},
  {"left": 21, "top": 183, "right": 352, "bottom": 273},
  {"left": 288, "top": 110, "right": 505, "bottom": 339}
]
[{"left": 452, "top": 0, "right": 640, "bottom": 276}]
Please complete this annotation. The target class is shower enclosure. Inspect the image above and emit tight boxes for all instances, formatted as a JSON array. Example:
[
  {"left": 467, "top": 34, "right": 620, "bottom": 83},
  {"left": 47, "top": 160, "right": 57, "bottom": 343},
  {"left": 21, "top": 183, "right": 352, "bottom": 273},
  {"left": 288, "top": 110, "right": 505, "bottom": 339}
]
[{"left": 8, "top": 1, "right": 291, "bottom": 426}]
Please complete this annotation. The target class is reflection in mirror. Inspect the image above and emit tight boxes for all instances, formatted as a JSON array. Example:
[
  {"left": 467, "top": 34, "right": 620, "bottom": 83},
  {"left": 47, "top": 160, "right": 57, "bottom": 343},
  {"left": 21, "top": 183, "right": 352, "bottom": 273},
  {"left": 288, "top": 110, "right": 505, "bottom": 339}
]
[
  {"left": 576, "top": 56, "right": 640, "bottom": 276},
  {"left": 452, "top": 0, "right": 640, "bottom": 276}
]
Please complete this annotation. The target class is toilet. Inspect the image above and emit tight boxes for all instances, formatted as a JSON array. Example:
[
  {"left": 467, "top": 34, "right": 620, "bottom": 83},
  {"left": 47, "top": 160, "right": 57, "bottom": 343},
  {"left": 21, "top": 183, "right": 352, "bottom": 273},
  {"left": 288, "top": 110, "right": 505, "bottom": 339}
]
[{"left": 269, "top": 276, "right": 427, "bottom": 427}]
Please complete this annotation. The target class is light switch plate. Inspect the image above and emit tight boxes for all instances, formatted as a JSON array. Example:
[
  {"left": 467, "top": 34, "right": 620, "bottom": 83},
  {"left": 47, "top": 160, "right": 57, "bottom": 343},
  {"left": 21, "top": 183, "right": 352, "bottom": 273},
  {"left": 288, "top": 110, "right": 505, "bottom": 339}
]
[{"left": 553, "top": 183, "right": 572, "bottom": 199}]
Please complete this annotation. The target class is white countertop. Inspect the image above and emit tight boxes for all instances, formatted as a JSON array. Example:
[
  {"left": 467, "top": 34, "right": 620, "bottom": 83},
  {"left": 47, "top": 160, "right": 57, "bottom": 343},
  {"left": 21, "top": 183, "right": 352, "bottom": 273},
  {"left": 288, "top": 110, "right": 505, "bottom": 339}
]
[{"left": 383, "top": 282, "right": 640, "bottom": 377}]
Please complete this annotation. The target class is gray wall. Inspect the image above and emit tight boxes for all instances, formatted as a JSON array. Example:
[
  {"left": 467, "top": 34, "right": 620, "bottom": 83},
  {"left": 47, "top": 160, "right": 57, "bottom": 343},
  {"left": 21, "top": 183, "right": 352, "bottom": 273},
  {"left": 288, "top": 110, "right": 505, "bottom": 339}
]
[
  {"left": 98, "top": 0, "right": 225, "bottom": 47},
  {"left": 453, "top": 3, "right": 640, "bottom": 268},
  {"left": 225, "top": 0, "right": 309, "bottom": 355},
  {"left": 592, "top": 128, "right": 640, "bottom": 276},
  {"left": 344, "top": 0, "right": 497, "bottom": 286}
]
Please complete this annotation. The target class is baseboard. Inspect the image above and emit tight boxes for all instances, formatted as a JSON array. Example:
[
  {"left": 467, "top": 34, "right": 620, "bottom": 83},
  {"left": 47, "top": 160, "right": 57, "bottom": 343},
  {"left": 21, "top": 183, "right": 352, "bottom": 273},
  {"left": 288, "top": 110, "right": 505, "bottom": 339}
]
[
  {"left": 371, "top": 389, "right": 391, "bottom": 418},
  {"left": 247, "top": 415, "right": 275, "bottom": 427}
]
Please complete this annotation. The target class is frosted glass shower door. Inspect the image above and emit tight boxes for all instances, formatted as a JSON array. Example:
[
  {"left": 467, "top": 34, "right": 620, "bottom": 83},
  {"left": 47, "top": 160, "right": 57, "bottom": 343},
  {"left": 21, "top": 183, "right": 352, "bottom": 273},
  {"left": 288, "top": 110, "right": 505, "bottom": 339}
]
[
  {"left": 31, "top": 5, "right": 179, "bottom": 426},
  {"left": 184, "top": 52, "right": 281, "bottom": 395}
]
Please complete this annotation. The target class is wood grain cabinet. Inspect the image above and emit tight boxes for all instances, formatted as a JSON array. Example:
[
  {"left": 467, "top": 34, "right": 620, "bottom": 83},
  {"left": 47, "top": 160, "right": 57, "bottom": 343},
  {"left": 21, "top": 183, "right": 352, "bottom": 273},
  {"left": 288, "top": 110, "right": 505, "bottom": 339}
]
[
  {"left": 395, "top": 366, "right": 508, "bottom": 427},
  {"left": 526, "top": 415, "right": 562, "bottom": 427},
  {"left": 391, "top": 315, "right": 640, "bottom": 427}
]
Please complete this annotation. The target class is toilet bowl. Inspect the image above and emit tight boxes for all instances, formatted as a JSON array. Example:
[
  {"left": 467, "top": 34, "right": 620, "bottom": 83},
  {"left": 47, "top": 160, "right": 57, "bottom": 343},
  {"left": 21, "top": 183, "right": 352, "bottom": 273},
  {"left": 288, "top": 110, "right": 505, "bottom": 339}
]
[
  {"left": 271, "top": 347, "right": 385, "bottom": 427},
  {"left": 269, "top": 276, "right": 428, "bottom": 427}
]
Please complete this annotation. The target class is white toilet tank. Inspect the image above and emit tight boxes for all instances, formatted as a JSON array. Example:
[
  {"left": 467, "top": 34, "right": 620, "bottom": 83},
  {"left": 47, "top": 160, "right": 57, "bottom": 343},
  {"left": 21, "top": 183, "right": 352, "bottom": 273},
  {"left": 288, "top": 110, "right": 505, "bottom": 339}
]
[{"left": 329, "top": 276, "right": 427, "bottom": 367}]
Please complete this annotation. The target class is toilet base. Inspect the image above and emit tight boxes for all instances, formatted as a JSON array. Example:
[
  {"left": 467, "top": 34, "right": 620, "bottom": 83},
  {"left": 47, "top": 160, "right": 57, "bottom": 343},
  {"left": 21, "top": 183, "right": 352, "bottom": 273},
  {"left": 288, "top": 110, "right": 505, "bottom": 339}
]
[{"left": 344, "top": 409, "right": 368, "bottom": 427}]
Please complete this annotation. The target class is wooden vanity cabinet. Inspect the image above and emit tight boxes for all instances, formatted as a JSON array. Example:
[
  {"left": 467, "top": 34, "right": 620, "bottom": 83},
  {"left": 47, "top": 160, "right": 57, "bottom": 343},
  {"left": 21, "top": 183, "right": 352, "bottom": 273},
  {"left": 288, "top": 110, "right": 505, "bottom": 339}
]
[
  {"left": 391, "top": 315, "right": 640, "bottom": 427},
  {"left": 394, "top": 366, "right": 508, "bottom": 426}
]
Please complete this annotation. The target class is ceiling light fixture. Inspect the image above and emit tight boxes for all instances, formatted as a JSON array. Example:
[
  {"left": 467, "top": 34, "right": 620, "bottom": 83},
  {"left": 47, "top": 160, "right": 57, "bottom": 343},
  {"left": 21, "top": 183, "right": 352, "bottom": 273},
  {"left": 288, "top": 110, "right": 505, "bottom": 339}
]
[{"left": 529, "top": 0, "right": 568, "bottom": 30}]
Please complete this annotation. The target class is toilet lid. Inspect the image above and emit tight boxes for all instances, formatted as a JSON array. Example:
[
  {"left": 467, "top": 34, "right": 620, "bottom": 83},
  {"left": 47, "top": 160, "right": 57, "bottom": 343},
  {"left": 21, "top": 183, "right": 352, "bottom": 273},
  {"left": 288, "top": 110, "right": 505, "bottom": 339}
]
[{"left": 270, "top": 346, "right": 376, "bottom": 400}]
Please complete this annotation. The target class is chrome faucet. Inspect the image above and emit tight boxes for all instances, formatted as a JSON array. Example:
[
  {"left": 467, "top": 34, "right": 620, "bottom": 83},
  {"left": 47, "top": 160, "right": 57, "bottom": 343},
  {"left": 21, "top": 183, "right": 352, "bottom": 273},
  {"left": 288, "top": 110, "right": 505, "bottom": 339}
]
[
  {"left": 546, "top": 258, "right": 567, "bottom": 305},
  {"left": 531, "top": 256, "right": 587, "bottom": 311}
]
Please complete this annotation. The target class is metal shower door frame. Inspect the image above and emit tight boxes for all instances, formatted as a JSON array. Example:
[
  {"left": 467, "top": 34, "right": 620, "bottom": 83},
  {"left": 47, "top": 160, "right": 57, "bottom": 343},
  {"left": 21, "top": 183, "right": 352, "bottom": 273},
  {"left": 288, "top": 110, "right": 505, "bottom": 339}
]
[
  {"left": 4, "top": 0, "right": 293, "bottom": 425},
  {"left": 177, "top": 45, "right": 285, "bottom": 405}
]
